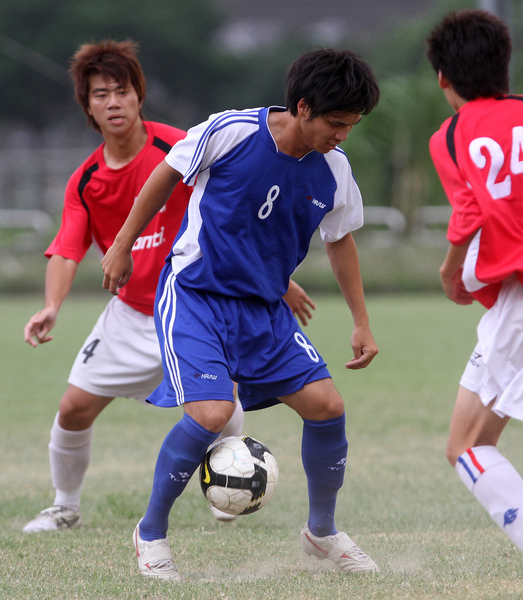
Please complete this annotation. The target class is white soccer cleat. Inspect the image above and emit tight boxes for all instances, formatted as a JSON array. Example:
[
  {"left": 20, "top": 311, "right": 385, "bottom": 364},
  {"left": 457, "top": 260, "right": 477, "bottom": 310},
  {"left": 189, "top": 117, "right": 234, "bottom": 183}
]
[
  {"left": 23, "top": 506, "right": 82, "bottom": 533},
  {"left": 133, "top": 522, "right": 181, "bottom": 581},
  {"left": 209, "top": 503, "right": 237, "bottom": 522},
  {"left": 300, "top": 522, "right": 379, "bottom": 573}
]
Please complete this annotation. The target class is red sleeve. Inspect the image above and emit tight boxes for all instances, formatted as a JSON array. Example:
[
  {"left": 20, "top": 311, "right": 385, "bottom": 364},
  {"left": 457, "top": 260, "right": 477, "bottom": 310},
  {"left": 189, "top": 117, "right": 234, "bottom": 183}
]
[
  {"left": 45, "top": 168, "right": 93, "bottom": 262},
  {"left": 430, "top": 125, "right": 483, "bottom": 245}
]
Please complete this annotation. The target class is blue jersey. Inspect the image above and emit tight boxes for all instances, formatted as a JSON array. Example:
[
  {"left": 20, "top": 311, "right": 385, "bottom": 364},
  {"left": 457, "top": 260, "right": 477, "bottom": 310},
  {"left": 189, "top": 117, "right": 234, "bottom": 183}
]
[{"left": 164, "top": 106, "right": 364, "bottom": 303}]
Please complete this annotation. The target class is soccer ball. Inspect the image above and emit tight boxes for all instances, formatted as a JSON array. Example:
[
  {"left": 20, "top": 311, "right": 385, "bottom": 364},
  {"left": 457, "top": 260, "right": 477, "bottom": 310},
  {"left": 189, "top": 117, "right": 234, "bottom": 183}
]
[{"left": 199, "top": 435, "right": 279, "bottom": 516}]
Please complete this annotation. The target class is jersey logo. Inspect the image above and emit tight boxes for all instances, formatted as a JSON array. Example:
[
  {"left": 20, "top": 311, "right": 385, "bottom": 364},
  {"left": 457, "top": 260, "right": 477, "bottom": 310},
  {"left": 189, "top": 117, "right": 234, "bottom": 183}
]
[
  {"left": 306, "top": 195, "right": 326, "bottom": 209},
  {"left": 132, "top": 226, "right": 166, "bottom": 251}
]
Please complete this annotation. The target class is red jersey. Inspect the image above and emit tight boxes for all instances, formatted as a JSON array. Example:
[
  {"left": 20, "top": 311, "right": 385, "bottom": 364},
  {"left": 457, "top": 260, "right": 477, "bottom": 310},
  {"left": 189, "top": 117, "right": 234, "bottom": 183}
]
[
  {"left": 430, "top": 96, "right": 523, "bottom": 308},
  {"left": 46, "top": 121, "right": 191, "bottom": 315}
]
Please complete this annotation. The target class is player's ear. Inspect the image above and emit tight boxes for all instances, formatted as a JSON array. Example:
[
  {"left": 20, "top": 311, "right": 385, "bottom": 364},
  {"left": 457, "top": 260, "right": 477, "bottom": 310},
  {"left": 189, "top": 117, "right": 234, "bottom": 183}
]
[
  {"left": 438, "top": 71, "right": 451, "bottom": 90},
  {"left": 297, "top": 99, "right": 311, "bottom": 119}
]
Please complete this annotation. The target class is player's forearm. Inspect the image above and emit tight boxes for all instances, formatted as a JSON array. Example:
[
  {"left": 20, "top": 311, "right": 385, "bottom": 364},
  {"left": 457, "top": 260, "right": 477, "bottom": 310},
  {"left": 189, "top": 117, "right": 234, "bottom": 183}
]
[
  {"left": 44, "top": 254, "right": 78, "bottom": 312},
  {"left": 114, "top": 160, "right": 183, "bottom": 251},
  {"left": 325, "top": 233, "right": 369, "bottom": 326},
  {"left": 439, "top": 241, "right": 471, "bottom": 280}
]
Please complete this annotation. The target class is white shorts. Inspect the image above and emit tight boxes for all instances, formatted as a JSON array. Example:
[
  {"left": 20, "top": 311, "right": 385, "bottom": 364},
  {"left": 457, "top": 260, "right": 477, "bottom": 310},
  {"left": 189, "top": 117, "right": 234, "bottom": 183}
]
[
  {"left": 460, "top": 277, "right": 523, "bottom": 420},
  {"left": 68, "top": 296, "right": 163, "bottom": 403}
]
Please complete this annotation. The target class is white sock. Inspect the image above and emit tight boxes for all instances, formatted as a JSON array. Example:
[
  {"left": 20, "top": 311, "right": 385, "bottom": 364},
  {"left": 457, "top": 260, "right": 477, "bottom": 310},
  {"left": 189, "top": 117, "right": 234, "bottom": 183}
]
[
  {"left": 456, "top": 445, "right": 523, "bottom": 551},
  {"left": 48, "top": 412, "right": 93, "bottom": 512},
  {"left": 218, "top": 396, "right": 244, "bottom": 439}
]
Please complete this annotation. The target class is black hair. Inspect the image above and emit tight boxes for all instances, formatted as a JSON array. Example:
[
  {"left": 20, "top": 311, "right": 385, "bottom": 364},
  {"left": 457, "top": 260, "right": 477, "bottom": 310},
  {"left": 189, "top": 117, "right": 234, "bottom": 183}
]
[
  {"left": 286, "top": 48, "right": 380, "bottom": 118},
  {"left": 426, "top": 9, "right": 511, "bottom": 100}
]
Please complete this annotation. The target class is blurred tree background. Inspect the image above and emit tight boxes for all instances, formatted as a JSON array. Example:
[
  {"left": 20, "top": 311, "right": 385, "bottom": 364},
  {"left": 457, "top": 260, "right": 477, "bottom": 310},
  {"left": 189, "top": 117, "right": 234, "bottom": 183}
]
[
  {"left": 0, "top": 0, "right": 521, "bottom": 292},
  {"left": 0, "top": 0, "right": 313, "bottom": 133}
]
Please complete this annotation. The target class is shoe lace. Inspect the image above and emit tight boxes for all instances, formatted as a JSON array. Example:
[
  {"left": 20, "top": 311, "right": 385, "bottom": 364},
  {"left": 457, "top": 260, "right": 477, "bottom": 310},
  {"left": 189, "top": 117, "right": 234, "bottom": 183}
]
[
  {"left": 334, "top": 535, "right": 368, "bottom": 562},
  {"left": 150, "top": 558, "right": 176, "bottom": 572},
  {"left": 343, "top": 544, "right": 368, "bottom": 562}
]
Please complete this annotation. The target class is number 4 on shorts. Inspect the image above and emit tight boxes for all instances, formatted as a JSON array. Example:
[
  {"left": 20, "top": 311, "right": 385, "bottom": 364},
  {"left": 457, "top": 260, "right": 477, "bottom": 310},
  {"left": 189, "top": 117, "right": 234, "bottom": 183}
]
[{"left": 82, "top": 338, "right": 101, "bottom": 363}]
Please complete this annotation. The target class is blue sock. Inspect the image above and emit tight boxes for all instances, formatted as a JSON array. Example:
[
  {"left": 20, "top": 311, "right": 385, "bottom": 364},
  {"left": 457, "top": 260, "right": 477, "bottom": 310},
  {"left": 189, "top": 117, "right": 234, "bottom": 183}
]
[
  {"left": 140, "top": 413, "right": 219, "bottom": 541},
  {"left": 302, "top": 413, "right": 348, "bottom": 537}
]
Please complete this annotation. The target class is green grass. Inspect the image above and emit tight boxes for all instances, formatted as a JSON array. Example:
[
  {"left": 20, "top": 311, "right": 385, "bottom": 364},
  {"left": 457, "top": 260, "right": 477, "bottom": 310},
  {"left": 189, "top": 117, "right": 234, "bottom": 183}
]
[{"left": 1, "top": 291, "right": 523, "bottom": 600}]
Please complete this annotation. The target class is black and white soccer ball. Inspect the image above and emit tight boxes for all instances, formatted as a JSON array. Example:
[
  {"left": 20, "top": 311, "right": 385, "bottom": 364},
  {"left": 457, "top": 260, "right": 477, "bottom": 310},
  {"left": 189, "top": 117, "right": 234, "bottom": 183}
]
[{"left": 199, "top": 435, "right": 279, "bottom": 516}]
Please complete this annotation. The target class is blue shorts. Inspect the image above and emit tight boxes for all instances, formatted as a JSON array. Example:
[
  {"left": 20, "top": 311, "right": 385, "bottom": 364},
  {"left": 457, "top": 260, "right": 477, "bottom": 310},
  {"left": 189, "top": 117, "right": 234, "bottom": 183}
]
[{"left": 148, "top": 264, "right": 331, "bottom": 411}]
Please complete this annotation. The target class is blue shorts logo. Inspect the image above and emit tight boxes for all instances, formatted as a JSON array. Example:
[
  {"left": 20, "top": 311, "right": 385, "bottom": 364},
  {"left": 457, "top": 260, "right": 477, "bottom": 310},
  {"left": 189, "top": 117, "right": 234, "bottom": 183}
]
[
  {"left": 194, "top": 372, "right": 218, "bottom": 380},
  {"left": 504, "top": 508, "right": 518, "bottom": 527}
]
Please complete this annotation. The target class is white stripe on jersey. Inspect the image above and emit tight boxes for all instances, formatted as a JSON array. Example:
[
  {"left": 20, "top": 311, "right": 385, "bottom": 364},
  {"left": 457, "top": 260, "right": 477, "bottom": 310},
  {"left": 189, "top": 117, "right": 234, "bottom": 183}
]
[
  {"left": 170, "top": 170, "right": 208, "bottom": 277},
  {"left": 184, "top": 109, "right": 261, "bottom": 184},
  {"left": 157, "top": 269, "right": 184, "bottom": 405}
]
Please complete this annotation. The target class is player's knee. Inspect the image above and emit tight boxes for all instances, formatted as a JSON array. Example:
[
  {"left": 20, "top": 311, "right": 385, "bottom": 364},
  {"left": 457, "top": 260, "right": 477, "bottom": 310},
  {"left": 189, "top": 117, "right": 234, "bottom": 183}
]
[
  {"left": 58, "top": 407, "right": 93, "bottom": 430},
  {"left": 185, "top": 400, "right": 235, "bottom": 434},
  {"left": 445, "top": 439, "right": 461, "bottom": 467},
  {"left": 58, "top": 395, "right": 80, "bottom": 420},
  {"left": 58, "top": 388, "right": 108, "bottom": 430},
  {"left": 311, "top": 394, "right": 344, "bottom": 421},
  {"left": 204, "top": 415, "right": 231, "bottom": 434}
]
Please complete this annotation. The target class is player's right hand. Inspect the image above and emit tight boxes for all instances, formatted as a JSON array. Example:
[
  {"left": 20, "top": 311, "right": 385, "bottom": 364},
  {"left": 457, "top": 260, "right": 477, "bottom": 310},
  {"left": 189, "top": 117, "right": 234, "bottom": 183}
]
[
  {"left": 24, "top": 308, "right": 58, "bottom": 347},
  {"left": 441, "top": 266, "right": 474, "bottom": 305},
  {"left": 346, "top": 322, "right": 378, "bottom": 370},
  {"left": 101, "top": 241, "right": 134, "bottom": 295}
]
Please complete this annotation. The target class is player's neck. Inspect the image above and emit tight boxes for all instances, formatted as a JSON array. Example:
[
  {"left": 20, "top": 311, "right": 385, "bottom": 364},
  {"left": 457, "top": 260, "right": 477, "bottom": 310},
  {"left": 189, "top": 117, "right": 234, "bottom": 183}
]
[
  {"left": 439, "top": 73, "right": 467, "bottom": 112},
  {"left": 103, "top": 120, "right": 148, "bottom": 169},
  {"left": 268, "top": 110, "right": 311, "bottom": 159}
]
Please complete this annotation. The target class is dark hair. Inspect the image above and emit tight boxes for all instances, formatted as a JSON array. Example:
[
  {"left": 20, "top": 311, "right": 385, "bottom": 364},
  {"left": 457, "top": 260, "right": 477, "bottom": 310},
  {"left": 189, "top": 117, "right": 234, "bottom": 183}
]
[
  {"left": 426, "top": 9, "right": 511, "bottom": 100},
  {"left": 286, "top": 48, "right": 380, "bottom": 119},
  {"left": 69, "top": 40, "right": 146, "bottom": 133}
]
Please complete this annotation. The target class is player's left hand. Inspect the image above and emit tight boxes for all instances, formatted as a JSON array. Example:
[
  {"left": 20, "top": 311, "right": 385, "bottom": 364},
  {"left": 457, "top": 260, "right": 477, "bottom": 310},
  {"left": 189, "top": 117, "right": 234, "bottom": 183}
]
[
  {"left": 283, "top": 279, "right": 316, "bottom": 326},
  {"left": 346, "top": 323, "right": 378, "bottom": 369}
]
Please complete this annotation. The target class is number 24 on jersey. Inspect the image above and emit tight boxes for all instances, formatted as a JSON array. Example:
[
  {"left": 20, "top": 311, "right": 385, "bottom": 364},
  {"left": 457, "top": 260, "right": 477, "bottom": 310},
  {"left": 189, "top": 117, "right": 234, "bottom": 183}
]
[{"left": 469, "top": 126, "right": 523, "bottom": 200}]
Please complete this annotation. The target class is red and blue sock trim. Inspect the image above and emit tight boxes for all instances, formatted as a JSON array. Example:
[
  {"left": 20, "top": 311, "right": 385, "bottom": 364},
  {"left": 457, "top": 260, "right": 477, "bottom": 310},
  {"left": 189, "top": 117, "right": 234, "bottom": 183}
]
[{"left": 457, "top": 447, "right": 485, "bottom": 485}]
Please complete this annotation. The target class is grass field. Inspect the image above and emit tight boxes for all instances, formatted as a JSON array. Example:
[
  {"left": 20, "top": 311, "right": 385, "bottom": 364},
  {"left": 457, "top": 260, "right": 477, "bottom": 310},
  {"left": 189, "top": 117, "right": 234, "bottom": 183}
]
[{"left": 1, "top": 291, "right": 523, "bottom": 600}]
